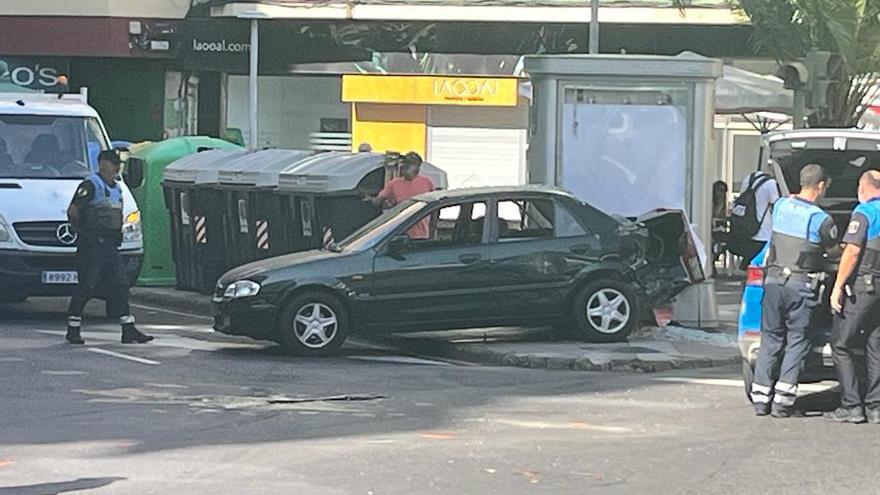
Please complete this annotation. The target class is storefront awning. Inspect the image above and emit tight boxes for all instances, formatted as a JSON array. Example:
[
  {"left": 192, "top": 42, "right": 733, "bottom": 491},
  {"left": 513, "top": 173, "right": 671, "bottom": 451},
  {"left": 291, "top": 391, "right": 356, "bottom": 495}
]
[{"left": 206, "top": 0, "right": 742, "bottom": 25}]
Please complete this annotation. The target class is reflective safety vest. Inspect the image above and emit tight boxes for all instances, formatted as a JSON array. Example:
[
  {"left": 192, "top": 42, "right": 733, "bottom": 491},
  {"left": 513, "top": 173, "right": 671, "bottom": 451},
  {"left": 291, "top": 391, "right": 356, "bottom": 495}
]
[
  {"left": 766, "top": 196, "right": 830, "bottom": 273},
  {"left": 855, "top": 198, "right": 880, "bottom": 275},
  {"left": 81, "top": 173, "right": 124, "bottom": 233}
]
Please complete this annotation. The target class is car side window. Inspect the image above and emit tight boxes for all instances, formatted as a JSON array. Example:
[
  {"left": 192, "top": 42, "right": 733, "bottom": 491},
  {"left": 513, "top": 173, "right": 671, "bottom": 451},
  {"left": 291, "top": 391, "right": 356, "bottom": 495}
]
[
  {"left": 555, "top": 201, "right": 589, "bottom": 238},
  {"left": 497, "top": 199, "right": 555, "bottom": 241},
  {"left": 406, "top": 201, "right": 487, "bottom": 251}
]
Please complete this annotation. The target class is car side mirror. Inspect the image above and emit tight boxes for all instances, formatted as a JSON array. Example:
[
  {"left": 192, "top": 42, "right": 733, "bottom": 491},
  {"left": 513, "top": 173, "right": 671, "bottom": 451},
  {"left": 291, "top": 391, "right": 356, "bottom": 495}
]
[
  {"left": 387, "top": 234, "right": 411, "bottom": 255},
  {"left": 123, "top": 157, "right": 145, "bottom": 189}
]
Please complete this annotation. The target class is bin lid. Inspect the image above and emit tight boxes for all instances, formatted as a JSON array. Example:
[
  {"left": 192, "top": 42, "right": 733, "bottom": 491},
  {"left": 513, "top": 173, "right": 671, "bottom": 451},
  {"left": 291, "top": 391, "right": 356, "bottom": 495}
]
[
  {"left": 277, "top": 152, "right": 448, "bottom": 193},
  {"left": 134, "top": 136, "right": 242, "bottom": 169},
  {"left": 163, "top": 148, "right": 249, "bottom": 184},
  {"left": 216, "top": 148, "right": 313, "bottom": 187}
]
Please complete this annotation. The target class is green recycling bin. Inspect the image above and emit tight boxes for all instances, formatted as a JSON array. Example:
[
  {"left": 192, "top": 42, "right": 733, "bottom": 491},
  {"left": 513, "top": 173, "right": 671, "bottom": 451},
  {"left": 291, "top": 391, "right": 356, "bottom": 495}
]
[{"left": 129, "top": 136, "right": 242, "bottom": 287}]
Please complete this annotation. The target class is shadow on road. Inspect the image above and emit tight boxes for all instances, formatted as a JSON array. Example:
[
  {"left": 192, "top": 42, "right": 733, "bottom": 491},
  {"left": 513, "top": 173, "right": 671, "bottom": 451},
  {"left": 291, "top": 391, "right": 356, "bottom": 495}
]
[{"left": 0, "top": 477, "right": 125, "bottom": 495}]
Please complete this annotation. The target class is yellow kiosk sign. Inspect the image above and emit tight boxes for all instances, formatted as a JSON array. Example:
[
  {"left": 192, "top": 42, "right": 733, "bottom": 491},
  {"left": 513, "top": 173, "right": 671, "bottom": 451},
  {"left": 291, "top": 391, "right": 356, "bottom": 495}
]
[{"left": 342, "top": 75, "right": 519, "bottom": 107}]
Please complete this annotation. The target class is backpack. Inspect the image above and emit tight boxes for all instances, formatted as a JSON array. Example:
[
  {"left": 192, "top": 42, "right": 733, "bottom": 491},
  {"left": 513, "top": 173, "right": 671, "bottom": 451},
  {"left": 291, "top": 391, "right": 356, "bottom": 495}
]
[{"left": 727, "top": 172, "right": 774, "bottom": 257}]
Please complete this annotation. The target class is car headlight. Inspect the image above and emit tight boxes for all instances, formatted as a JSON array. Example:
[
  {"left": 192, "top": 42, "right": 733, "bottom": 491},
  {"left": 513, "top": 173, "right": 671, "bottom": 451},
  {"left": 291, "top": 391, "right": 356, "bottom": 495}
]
[
  {"left": 224, "top": 280, "right": 261, "bottom": 299},
  {"left": 122, "top": 210, "right": 142, "bottom": 243}
]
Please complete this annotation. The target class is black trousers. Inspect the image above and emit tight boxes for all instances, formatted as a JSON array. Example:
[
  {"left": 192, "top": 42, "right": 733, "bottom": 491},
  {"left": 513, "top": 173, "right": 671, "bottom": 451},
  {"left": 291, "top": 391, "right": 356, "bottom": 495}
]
[
  {"left": 68, "top": 235, "right": 130, "bottom": 319},
  {"left": 832, "top": 278, "right": 880, "bottom": 408},
  {"left": 752, "top": 276, "right": 819, "bottom": 407}
]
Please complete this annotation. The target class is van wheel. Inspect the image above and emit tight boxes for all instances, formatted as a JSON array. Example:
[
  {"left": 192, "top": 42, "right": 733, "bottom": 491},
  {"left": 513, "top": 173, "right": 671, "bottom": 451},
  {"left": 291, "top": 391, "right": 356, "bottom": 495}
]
[
  {"left": 572, "top": 279, "right": 638, "bottom": 343},
  {"left": 742, "top": 359, "right": 755, "bottom": 403},
  {"left": 279, "top": 292, "right": 349, "bottom": 357}
]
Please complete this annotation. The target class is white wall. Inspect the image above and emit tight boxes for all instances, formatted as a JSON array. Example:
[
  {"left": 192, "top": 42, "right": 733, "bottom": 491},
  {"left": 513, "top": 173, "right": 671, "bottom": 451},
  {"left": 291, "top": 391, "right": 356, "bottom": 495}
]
[
  {"left": 0, "top": 0, "right": 189, "bottom": 18},
  {"left": 226, "top": 75, "right": 348, "bottom": 150}
]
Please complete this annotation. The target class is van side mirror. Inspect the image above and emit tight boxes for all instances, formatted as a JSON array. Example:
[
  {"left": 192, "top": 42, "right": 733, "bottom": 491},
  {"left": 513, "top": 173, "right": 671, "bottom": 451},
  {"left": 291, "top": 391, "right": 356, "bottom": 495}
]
[{"left": 123, "top": 157, "right": 145, "bottom": 189}]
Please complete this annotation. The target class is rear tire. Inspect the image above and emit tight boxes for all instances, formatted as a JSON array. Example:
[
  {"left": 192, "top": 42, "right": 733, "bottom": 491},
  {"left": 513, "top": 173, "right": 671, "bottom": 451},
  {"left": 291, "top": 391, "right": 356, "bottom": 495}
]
[
  {"left": 742, "top": 359, "right": 755, "bottom": 403},
  {"left": 279, "top": 292, "right": 349, "bottom": 357},
  {"left": 571, "top": 279, "right": 639, "bottom": 343}
]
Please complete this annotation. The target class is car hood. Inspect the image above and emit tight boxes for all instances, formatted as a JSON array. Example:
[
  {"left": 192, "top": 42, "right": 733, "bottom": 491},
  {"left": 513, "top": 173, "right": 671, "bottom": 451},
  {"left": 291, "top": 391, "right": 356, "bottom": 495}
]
[
  {"left": 218, "top": 249, "right": 344, "bottom": 286},
  {"left": 0, "top": 178, "right": 138, "bottom": 223}
]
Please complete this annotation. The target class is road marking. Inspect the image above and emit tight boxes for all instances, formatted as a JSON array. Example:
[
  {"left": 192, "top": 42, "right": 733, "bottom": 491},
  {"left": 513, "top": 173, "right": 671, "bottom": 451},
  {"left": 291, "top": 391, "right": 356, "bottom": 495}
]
[
  {"left": 130, "top": 303, "right": 214, "bottom": 322},
  {"left": 347, "top": 355, "right": 452, "bottom": 366},
  {"left": 654, "top": 377, "right": 837, "bottom": 394},
  {"left": 41, "top": 370, "right": 86, "bottom": 376},
  {"left": 0, "top": 357, "right": 26, "bottom": 362},
  {"left": 88, "top": 348, "right": 160, "bottom": 365}
]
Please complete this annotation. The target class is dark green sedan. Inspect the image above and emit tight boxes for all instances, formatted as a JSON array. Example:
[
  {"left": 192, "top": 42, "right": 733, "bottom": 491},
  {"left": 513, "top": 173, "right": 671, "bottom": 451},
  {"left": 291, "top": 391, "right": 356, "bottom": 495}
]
[{"left": 213, "top": 186, "right": 704, "bottom": 356}]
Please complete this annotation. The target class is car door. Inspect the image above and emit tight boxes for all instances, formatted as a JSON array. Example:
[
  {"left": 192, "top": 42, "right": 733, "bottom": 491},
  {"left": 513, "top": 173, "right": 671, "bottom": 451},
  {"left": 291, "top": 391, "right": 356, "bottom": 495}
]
[
  {"left": 488, "top": 196, "right": 603, "bottom": 319},
  {"left": 360, "top": 200, "right": 497, "bottom": 329}
]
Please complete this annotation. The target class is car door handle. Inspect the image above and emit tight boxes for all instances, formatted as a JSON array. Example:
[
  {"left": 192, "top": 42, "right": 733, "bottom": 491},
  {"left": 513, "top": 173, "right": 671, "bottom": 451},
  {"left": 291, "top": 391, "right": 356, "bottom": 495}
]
[
  {"left": 458, "top": 253, "right": 482, "bottom": 264},
  {"left": 570, "top": 245, "right": 590, "bottom": 255}
]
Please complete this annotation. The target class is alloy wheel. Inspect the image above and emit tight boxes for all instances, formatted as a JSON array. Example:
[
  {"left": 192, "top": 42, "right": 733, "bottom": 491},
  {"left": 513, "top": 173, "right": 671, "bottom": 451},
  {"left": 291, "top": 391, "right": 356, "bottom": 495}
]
[
  {"left": 586, "top": 288, "right": 631, "bottom": 335},
  {"left": 293, "top": 302, "right": 338, "bottom": 349}
]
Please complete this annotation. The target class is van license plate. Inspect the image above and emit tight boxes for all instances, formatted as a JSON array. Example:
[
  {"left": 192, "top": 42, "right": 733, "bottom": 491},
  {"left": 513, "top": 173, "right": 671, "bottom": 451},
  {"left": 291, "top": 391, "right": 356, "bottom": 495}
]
[{"left": 42, "top": 271, "right": 78, "bottom": 284}]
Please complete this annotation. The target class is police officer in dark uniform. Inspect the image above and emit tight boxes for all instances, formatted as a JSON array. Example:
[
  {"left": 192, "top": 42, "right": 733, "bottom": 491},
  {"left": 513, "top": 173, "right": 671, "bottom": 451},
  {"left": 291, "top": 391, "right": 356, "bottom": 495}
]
[
  {"left": 64, "top": 149, "right": 152, "bottom": 345},
  {"left": 751, "top": 164, "right": 838, "bottom": 417},
  {"left": 826, "top": 170, "right": 880, "bottom": 423}
]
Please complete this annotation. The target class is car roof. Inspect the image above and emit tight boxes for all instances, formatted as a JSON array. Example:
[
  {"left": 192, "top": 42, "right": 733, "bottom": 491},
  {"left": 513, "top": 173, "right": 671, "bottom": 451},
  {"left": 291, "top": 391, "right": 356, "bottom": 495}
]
[
  {"left": 414, "top": 185, "right": 575, "bottom": 203},
  {"left": 0, "top": 94, "right": 99, "bottom": 118},
  {"left": 767, "top": 128, "right": 880, "bottom": 143}
]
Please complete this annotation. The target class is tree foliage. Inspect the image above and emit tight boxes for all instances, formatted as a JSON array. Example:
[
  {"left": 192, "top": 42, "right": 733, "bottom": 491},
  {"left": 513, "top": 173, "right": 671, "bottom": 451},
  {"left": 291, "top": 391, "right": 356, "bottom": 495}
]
[{"left": 674, "top": 0, "right": 880, "bottom": 127}]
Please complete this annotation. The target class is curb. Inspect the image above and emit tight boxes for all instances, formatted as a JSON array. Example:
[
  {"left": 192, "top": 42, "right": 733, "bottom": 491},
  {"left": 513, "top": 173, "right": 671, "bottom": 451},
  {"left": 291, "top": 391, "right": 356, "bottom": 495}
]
[
  {"left": 130, "top": 288, "right": 741, "bottom": 373},
  {"left": 130, "top": 288, "right": 215, "bottom": 317},
  {"left": 381, "top": 335, "right": 741, "bottom": 373}
]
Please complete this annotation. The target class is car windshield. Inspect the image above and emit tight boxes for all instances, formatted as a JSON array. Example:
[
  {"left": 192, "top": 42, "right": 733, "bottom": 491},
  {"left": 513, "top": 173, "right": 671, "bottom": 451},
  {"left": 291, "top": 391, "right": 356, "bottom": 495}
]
[
  {"left": 337, "top": 200, "right": 427, "bottom": 252},
  {"left": 0, "top": 115, "right": 107, "bottom": 179},
  {"left": 777, "top": 149, "right": 880, "bottom": 199}
]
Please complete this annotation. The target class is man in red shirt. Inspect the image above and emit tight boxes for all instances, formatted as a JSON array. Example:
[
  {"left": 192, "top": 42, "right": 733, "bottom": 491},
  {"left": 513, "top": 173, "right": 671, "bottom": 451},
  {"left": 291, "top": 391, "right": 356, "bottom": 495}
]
[{"left": 368, "top": 152, "right": 435, "bottom": 239}]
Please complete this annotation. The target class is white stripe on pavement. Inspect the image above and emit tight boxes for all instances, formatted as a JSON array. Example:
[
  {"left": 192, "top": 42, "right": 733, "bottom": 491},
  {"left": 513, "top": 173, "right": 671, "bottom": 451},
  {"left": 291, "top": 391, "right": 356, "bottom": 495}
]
[
  {"left": 129, "top": 303, "right": 214, "bottom": 322},
  {"left": 347, "top": 355, "right": 452, "bottom": 366},
  {"left": 88, "top": 348, "right": 160, "bottom": 365},
  {"left": 653, "top": 377, "right": 837, "bottom": 394}
]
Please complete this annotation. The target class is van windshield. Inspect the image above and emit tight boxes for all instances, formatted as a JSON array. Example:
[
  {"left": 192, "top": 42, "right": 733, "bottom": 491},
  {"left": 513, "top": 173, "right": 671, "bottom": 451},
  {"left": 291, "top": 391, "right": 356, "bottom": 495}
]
[{"left": 0, "top": 115, "right": 108, "bottom": 179}]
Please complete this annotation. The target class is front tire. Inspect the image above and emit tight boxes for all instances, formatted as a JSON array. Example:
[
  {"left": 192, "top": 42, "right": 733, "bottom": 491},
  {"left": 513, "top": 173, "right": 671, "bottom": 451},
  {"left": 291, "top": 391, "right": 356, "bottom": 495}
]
[
  {"left": 279, "top": 292, "right": 350, "bottom": 357},
  {"left": 572, "top": 279, "right": 638, "bottom": 343}
]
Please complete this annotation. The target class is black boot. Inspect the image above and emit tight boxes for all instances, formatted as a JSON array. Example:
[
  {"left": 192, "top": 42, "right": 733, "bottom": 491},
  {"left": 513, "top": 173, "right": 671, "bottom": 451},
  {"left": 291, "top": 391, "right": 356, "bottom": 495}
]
[
  {"left": 121, "top": 323, "right": 153, "bottom": 344},
  {"left": 65, "top": 317, "right": 84, "bottom": 345}
]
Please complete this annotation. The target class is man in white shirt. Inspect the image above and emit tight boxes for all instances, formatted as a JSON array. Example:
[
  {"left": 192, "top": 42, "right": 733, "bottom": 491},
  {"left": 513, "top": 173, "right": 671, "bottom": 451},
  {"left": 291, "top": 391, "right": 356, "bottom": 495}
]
[{"left": 739, "top": 165, "right": 781, "bottom": 268}]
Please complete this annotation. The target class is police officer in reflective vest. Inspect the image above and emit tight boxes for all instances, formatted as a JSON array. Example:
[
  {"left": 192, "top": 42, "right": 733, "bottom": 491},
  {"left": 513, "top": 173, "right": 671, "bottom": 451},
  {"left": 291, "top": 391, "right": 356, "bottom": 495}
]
[
  {"left": 827, "top": 170, "right": 880, "bottom": 424},
  {"left": 751, "top": 164, "right": 838, "bottom": 417},
  {"left": 64, "top": 149, "right": 152, "bottom": 345}
]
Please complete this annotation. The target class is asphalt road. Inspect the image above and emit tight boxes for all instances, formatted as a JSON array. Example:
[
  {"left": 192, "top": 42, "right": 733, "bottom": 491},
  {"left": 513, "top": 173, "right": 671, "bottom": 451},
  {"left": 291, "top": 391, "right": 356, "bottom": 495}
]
[{"left": 2, "top": 297, "right": 879, "bottom": 495}]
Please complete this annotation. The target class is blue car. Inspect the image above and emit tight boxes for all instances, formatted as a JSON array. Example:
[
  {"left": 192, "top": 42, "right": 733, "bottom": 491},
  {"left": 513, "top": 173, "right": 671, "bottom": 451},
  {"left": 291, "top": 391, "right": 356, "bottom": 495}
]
[{"left": 737, "top": 247, "right": 835, "bottom": 400}]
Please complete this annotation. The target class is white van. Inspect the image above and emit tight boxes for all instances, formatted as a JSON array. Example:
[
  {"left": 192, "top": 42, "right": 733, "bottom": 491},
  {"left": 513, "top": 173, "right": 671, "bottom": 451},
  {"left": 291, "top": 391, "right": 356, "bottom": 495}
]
[{"left": 0, "top": 89, "right": 143, "bottom": 306}]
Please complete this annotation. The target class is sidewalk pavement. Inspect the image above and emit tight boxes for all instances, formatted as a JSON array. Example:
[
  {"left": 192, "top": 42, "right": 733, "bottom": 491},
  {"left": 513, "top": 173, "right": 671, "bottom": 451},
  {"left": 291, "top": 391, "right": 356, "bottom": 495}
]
[{"left": 130, "top": 280, "right": 744, "bottom": 373}]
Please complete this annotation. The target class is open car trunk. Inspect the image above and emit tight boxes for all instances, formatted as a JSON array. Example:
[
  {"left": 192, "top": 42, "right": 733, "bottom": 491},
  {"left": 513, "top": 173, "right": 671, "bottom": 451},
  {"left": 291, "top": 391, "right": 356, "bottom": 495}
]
[{"left": 624, "top": 209, "right": 706, "bottom": 306}]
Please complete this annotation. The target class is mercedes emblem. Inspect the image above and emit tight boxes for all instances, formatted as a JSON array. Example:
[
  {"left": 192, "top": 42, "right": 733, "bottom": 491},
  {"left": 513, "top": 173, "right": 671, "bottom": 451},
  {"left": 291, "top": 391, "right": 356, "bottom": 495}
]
[{"left": 56, "top": 223, "right": 78, "bottom": 246}]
